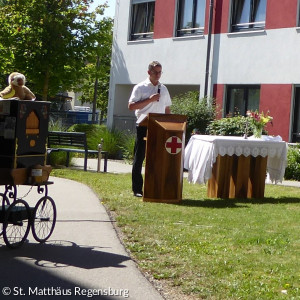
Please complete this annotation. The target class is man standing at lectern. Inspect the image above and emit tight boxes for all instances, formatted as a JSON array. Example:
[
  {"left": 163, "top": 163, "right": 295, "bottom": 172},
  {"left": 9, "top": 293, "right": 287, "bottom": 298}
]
[{"left": 128, "top": 61, "right": 172, "bottom": 197}]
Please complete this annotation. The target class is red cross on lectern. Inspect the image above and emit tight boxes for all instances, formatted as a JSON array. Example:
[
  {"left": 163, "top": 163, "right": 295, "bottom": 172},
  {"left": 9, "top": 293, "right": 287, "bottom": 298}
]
[{"left": 165, "top": 136, "right": 182, "bottom": 154}]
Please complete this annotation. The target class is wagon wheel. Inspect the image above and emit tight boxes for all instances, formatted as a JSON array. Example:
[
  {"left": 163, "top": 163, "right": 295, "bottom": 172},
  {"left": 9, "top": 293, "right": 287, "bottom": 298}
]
[
  {"left": 3, "top": 200, "right": 31, "bottom": 249},
  {"left": 0, "top": 193, "right": 10, "bottom": 236},
  {"left": 32, "top": 196, "right": 56, "bottom": 243}
]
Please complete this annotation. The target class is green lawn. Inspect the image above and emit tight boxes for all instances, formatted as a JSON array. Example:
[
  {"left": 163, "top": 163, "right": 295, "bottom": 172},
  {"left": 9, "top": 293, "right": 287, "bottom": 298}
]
[{"left": 52, "top": 169, "right": 300, "bottom": 299}]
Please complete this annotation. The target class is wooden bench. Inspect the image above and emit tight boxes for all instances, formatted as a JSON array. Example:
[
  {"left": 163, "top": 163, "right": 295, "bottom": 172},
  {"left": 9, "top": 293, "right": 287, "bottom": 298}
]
[{"left": 47, "top": 131, "right": 108, "bottom": 172}]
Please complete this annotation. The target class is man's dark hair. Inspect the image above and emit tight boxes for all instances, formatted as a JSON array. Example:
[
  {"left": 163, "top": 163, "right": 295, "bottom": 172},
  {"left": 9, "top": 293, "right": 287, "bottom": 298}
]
[{"left": 148, "top": 61, "right": 162, "bottom": 71}]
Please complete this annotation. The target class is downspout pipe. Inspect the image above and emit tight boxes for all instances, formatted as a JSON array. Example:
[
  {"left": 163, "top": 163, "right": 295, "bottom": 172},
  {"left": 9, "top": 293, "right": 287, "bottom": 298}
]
[{"left": 204, "top": 0, "right": 214, "bottom": 98}]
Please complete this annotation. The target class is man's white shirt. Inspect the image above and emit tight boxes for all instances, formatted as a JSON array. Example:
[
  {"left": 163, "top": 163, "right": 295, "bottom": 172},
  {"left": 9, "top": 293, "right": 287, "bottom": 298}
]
[{"left": 129, "top": 78, "right": 172, "bottom": 121}]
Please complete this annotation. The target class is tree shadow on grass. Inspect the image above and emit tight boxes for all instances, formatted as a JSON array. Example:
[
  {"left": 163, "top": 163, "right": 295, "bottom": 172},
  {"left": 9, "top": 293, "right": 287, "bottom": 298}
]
[{"left": 178, "top": 197, "right": 300, "bottom": 208}]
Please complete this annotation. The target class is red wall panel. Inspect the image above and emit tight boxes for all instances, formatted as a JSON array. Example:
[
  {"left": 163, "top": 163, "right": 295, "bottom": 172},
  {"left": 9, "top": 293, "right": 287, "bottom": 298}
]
[
  {"left": 266, "top": 0, "right": 298, "bottom": 29},
  {"left": 212, "top": 0, "right": 230, "bottom": 34},
  {"left": 204, "top": 0, "right": 211, "bottom": 35},
  {"left": 260, "top": 84, "right": 292, "bottom": 141},
  {"left": 213, "top": 84, "right": 225, "bottom": 119},
  {"left": 153, "top": 0, "right": 176, "bottom": 38}
]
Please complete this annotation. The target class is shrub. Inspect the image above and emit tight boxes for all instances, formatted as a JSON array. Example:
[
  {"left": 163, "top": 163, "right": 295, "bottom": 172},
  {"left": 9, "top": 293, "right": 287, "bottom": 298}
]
[
  {"left": 68, "top": 123, "right": 107, "bottom": 150},
  {"left": 207, "top": 115, "right": 248, "bottom": 136},
  {"left": 171, "top": 91, "right": 216, "bottom": 139},
  {"left": 99, "top": 129, "right": 124, "bottom": 159},
  {"left": 206, "top": 115, "right": 268, "bottom": 137},
  {"left": 68, "top": 123, "right": 125, "bottom": 159},
  {"left": 119, "top": 131, "right": 136, "bottom": 164},
  {"left": 49, "top": 151, "right": 71, "bottom": 167},
  {"left": 284, "top": 145, "right": 300, "bottom": 180},
  {"left": 48, "top": 119, "right": 68, "bottom": 132}
]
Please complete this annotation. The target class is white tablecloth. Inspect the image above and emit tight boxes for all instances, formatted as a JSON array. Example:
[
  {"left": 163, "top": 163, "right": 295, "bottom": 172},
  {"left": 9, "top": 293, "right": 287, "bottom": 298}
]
[{"left": 184, "top": 135, "right": 288, "bottom": 185}]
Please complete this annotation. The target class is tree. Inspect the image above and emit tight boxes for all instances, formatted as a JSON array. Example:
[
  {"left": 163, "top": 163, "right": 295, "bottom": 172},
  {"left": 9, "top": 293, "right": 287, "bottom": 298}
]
[
  {"left": 0, "top": 0, "right": 111, "bottom": 101},
  {"left": 74, "top": 15, "right": 113, "bottom": 123}
]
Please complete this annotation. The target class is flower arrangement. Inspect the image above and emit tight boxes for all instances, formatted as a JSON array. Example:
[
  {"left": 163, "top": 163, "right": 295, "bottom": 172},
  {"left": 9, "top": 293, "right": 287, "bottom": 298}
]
[{"left": 246, "top": 110, "right": 273, "bottom": 138}]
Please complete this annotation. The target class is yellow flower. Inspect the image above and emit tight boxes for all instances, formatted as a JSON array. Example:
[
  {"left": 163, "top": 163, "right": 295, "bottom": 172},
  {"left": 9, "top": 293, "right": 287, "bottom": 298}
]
[{"left": 246, "top": 110, "right": 273, "bottom": 127}]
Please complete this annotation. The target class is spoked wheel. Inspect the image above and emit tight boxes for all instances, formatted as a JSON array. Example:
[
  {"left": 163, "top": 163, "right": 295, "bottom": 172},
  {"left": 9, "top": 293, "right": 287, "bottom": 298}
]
[
  {"left": 3, "top": 199, "right": 31, "bottom": 249},
  {"left": 32, "top": 196, "right": 56, "bottom": 243},
  {"left": 0, "top": 193, "right": 10, "bottom": 236}
]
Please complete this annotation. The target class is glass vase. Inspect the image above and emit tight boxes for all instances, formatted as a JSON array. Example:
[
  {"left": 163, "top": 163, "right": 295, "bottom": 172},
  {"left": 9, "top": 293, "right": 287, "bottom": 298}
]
[{"left": 253, "top": 125, "right": 263, "bottom": 138}]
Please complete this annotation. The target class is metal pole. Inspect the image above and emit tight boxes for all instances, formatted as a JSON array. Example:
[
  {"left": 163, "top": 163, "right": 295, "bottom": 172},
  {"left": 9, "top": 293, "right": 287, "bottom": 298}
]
[
  {"left": 97, "top": 140, "right": 103, "bottom": 173},
  {"left": 204, "top": 0, "right": 214, "bottom": 98}
]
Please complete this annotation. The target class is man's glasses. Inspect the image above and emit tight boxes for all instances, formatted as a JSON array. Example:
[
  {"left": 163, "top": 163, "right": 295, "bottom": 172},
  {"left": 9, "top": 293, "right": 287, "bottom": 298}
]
[{"left": 151, "top": 70, "right": 163, "bottom": 75}]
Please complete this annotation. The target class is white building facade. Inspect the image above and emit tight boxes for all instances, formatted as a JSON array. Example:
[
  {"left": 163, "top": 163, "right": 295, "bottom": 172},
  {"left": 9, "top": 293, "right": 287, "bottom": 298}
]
[{"left": 108, "top": 0, "right": 300, "bottom": 142}]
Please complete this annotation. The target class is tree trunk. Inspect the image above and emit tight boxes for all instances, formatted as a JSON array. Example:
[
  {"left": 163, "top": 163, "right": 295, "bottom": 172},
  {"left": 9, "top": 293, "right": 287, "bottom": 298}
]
[
  {"left": 42, "top": 70, "right": 50, "bottom": 101},
  {"left": 92, "top": 55, "right": 100, "bottom": 124}
]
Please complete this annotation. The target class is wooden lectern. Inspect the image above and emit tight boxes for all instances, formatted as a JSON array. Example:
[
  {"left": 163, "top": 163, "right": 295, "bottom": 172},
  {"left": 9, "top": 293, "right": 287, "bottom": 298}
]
[{"left": 141, "top": 113, "right": 187, "bottom": 203}]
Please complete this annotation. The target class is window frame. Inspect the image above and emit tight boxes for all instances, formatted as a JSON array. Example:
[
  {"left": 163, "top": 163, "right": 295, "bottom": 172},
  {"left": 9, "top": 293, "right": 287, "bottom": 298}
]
[
  {"left": 176, "top": 0, "right": 206, "bottom": 37},
  {"left": 225, "top": 85, "right": 261, "bottom": 117},
  {"left": 230, "top": 0, "right": 267, "bottom": 33},
  {"left": 292, "top": 86, "right": 300, "bottom": 142},
  {"left": 129, "top": 0, "right": 155, "bottom": 41}
]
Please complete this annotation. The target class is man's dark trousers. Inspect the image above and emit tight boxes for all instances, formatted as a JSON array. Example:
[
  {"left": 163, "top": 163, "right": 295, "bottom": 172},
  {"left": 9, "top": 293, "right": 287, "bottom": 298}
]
[{"left": 132, "top": 126, "right": 147, "bottom": 194}]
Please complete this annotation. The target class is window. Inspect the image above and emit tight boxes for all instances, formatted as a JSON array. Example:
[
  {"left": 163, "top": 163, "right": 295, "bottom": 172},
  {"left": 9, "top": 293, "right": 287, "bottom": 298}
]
[
  {"left": 176, "top": 0, "right": 206, "bottom": 37},
  {"left": 231, "top": 0, "right": 267, "bottom": 32},
  {"left": 226, "top": 85, "right": 260, "bottom": 116},
  {"left": 292, "top": 87, "right": 300, "bottom": 142},
  {"left": 130, "top": 0, "right": 155, "bottom": 41}
]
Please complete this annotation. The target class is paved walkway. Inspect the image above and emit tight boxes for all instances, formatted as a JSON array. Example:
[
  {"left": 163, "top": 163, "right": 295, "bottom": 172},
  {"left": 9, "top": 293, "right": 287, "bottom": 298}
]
[
  {"left": 71, "top": 158, "right": 139, "bottom": 174},
  {"left": 0, "top": 160, "right": 164, "bottom": 300}
]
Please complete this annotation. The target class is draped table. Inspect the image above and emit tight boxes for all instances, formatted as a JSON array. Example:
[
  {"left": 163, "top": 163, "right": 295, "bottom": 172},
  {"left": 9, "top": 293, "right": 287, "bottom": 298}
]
[{"left": 184, "top": 135, "right": 288, "bottom": 198}]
